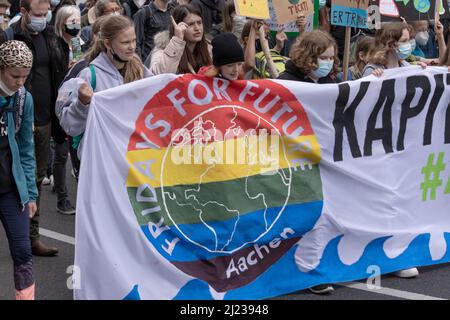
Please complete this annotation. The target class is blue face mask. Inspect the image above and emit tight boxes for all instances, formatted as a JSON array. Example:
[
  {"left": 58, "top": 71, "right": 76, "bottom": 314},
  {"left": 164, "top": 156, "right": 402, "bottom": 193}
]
[
  {"left": 46, "top": 10, "right": 52, "bottom": 23},
  {"left": 28, "top": 15, "right": 47, "bottom": 32},
  {"left": 319, "top": 0, "right": 326, "bottom": 8},
  {"left": 311, "top": 58, "right": 333, "bottom": 79},
  {"left": 409, "top": 39, "right": 416, "bottom": 52},
  {"left": 396, "top": 42, "right": 412, "bottom": 60}
]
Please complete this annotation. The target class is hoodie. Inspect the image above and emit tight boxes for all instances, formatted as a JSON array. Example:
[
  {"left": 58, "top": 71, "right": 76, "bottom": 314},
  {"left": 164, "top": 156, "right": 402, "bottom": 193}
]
[{"left": 56, "top": 52, "right": 152, "bottom": 157}]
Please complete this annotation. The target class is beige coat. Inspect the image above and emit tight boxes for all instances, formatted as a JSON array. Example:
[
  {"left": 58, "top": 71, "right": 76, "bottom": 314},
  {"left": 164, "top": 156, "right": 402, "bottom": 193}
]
[
  {"left": 148, "top": 30, "right": 212, "bottom": 75},
  {"left": 149, "top": 31, "right": 188, "bottom": 75}
]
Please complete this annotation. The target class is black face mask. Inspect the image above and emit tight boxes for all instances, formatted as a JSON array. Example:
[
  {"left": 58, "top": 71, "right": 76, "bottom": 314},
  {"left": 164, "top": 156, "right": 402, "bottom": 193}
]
[
  {"left": 110, "top": 48, "right": 128, "bottom": 64},
  {"left": 65, "top": 24, "right": 80, "bottom": 37}
]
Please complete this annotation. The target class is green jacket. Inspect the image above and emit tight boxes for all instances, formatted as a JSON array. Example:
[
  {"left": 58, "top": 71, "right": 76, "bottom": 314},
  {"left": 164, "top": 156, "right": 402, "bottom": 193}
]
[{"left": 0, "top": 88, "right": 37, "bottom": 205}]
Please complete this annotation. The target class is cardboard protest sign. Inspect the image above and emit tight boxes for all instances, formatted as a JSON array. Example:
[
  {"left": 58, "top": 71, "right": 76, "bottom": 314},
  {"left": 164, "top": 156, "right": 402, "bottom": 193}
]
[
  {"left": 235, "top": 0, "right": 271, "bottom": 19},
  {"left": 268, "top": 0, "right": 314, "bottom": 36},
  {"left": 272, "top": 0, "right": 314, "bottom": 24},
  {"left": 331, "top": 0, "right": 370, "bottom": 28}
]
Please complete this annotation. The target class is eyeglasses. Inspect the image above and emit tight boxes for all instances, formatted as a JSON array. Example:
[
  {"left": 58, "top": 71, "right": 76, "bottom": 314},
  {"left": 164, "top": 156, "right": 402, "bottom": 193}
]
[{"left": 103, "top": 8, "right": 122, "bottom": 15}]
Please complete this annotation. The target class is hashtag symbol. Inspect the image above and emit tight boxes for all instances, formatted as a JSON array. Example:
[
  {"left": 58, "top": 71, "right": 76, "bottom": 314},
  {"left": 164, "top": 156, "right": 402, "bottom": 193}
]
[{"left": 420, "top": 152, "right": 446, "bottom": 201}]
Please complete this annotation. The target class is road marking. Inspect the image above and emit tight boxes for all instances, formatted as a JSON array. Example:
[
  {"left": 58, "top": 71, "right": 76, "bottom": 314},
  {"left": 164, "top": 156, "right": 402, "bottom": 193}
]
[
  {"left": 39, "top": 228, "right": 75, "bottom": 245},
  {"left": 340, "top": 281, "right": 446, "bottom": 300},
  {"left": 38, "top": 228, "right": 447, "bottom": 300}
]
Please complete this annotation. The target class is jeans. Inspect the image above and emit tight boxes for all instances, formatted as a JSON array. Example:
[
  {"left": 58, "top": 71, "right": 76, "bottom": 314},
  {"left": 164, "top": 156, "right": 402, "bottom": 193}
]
[{"left": 0, "top": 191, "right": 34, "bottom": 290}]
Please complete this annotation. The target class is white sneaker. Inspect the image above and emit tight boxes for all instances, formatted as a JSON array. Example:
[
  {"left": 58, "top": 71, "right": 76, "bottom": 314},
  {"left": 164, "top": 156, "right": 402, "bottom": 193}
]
[
  {"left": 308, "top": 284, "right": 335, "bottom": 294},
  {"left": 393, "top": 267, "right": 419, "bottom": 278},
  {"left": 42, "top": 176, "right": 51, "bottom": 185}
]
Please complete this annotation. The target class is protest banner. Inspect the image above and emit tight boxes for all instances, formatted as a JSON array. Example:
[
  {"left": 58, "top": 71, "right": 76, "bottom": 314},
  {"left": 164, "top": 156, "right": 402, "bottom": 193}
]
[
  {"left": 234, "top": 0, "right": 271, "bottom": 19},
  {"left": 75, "top": 67, "right": 450, "bottom": 299}
]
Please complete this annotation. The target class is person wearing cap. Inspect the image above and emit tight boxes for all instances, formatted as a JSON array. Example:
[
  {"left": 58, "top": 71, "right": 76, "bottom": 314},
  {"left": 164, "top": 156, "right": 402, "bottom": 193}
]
[
  {"left": 0, "top": 40, "right": 37, "bottom": 300},
  {"left": 199, "top": 32, "right": 244, "bottom": 80}
]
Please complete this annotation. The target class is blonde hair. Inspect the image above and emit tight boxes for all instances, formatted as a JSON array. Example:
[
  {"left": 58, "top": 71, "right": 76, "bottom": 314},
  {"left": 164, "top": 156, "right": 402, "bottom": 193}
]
[
  {"left": 55, "top": 5, "right": 81, "bottom": 39},
  {"left": 87, "top": 15, "right": 144, "bottom": 84}
]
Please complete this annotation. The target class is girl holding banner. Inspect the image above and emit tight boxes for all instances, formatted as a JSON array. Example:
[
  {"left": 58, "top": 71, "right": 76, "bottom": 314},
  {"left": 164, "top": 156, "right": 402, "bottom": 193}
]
[
  {"left": 56, "top": 15, "right": 152, "bottom": 158},
  {"left": 277, "top": 29, "right": 339, "bottom": 84}
]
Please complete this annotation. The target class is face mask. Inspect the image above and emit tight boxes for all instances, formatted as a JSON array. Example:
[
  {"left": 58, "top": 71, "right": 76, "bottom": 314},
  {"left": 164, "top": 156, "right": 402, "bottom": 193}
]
[
  {"left": 415, "top": 31, "right": 429, "bottom": 46},
  {"left": 409, "top": 39, "right": 416, "bottom": 51},
  {"left": 46, "top": 10, "right": 52, "bottom": 23},
  {"left": 51, "top": 0, "right": 61, "bottom": 6},
  {"left": 28, "top": 15, "right": 47, "bottom": 32},
  {"left": 0, "top": 75, "right": 16, "bottom": 97},
  {"left": 133, "top": 0, "right": 146, "bottom": 8},
  {"left": 311, "top": 58, "right": 333, "bottom": 78},
  {"left": 319, "top": 0, "right": 326, "bottom": 7},
  {"left": 65, "top": 24, "right": 81, "bottom": 37},
  {"left": 396, "top": 42, "right": 412, "bottom": 59},
  {"left": 110, "top": 48, "right": 128, "bottom": 63}
]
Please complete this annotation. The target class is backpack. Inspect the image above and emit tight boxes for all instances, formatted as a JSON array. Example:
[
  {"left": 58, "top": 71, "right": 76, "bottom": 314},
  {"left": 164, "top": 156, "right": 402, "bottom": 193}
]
[
  {"left": 253, "top": 50, "right": 288, "bottom": 79},
  {"left": 72, "top": 65, "right": 96, "bottom": 150},
  {"left": 0, "top": 87, "right": 26, "bottom": 134}
]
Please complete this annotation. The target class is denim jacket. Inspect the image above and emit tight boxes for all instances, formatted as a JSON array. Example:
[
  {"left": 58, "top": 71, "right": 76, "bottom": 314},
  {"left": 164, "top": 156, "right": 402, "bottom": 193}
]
[{"left": 0, "top": 89, "right": 38, "bottom": 205}]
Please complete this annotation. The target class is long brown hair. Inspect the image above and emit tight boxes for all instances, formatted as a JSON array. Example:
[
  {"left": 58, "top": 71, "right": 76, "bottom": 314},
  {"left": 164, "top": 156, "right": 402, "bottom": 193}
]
[
  {"left": 352, "top": 36, "right": 375, "bottom": 72},
  {"left": 368, "top": 22, "right": 408, "bottom": 66},
  {"left": 289, "top": 30, "right": 339, "bottom": 76},
  {"left": 87, "top": 15, "right": 144, "bottom": 84},
  {"left": 169, "top": 5, "right": 211, "bottom": 74}
]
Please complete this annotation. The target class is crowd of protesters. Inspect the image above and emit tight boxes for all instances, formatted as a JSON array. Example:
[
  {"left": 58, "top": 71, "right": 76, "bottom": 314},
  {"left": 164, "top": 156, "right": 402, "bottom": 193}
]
[{"left": 1, "top": 0, "right": 450, "bottom": 299}]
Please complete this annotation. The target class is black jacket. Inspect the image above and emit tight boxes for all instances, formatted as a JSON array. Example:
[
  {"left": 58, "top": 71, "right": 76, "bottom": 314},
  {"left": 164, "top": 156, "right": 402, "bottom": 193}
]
[
  {"left": 0, "top": 20, "right": 70, "bottom": 143},
  {"left": 277, "top": 61, "right": 337, "bottom": 84},
  {"left": 190, "top": 0, "right": 224, "bottom": 35},
  {"left": 134, "top": 1, "right": 176, "bottom": 60},
  {"left": 122, "top": 0, "right": 151, "bottom": 19}
]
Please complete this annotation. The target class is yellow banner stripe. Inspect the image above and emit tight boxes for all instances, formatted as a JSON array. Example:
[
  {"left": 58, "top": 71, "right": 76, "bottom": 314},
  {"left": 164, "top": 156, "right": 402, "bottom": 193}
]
[{"left": 125, "top": 135, "right": 321, "bottom": 188}]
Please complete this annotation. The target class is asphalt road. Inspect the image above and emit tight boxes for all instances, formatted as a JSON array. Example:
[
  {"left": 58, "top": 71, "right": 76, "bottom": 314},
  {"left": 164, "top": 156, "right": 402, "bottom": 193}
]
[{"left": 1, "top": 169, "right": 449, "bottom": 300}]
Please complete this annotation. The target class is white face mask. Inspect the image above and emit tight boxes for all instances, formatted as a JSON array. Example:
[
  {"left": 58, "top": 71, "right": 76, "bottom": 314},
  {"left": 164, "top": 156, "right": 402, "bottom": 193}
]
[
  {"left": 133, "top": 0, "right": 146, "bottom": 8},
  {"left": 415, "top": 31, "right": 429, "bottom": 46},
  {"left": 0, "top": 74, "right": 16, "bottom": 97}
]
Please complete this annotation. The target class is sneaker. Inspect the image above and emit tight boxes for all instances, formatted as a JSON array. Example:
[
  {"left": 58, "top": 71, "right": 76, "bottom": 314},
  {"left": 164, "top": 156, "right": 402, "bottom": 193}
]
[
  {"left": 42, "top": 176, "right": 51, "bottom": 185},
  {"left": 308, "top": 284, "right": 335, "bottom": 295},
  {"left": 57, "top": 199, "right": 76, "bottom": 215},
  {"left": 393, "top": 268, "right": 419, "bottom": 278},
  {"left": 50, "top": 175, "right": 55, "bottom": 193}
]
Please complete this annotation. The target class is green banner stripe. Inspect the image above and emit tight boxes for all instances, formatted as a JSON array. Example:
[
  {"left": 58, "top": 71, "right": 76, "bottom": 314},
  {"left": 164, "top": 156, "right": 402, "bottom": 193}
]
[{"left": 128, "top": 165, "right": 322, "bottom": 227}]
